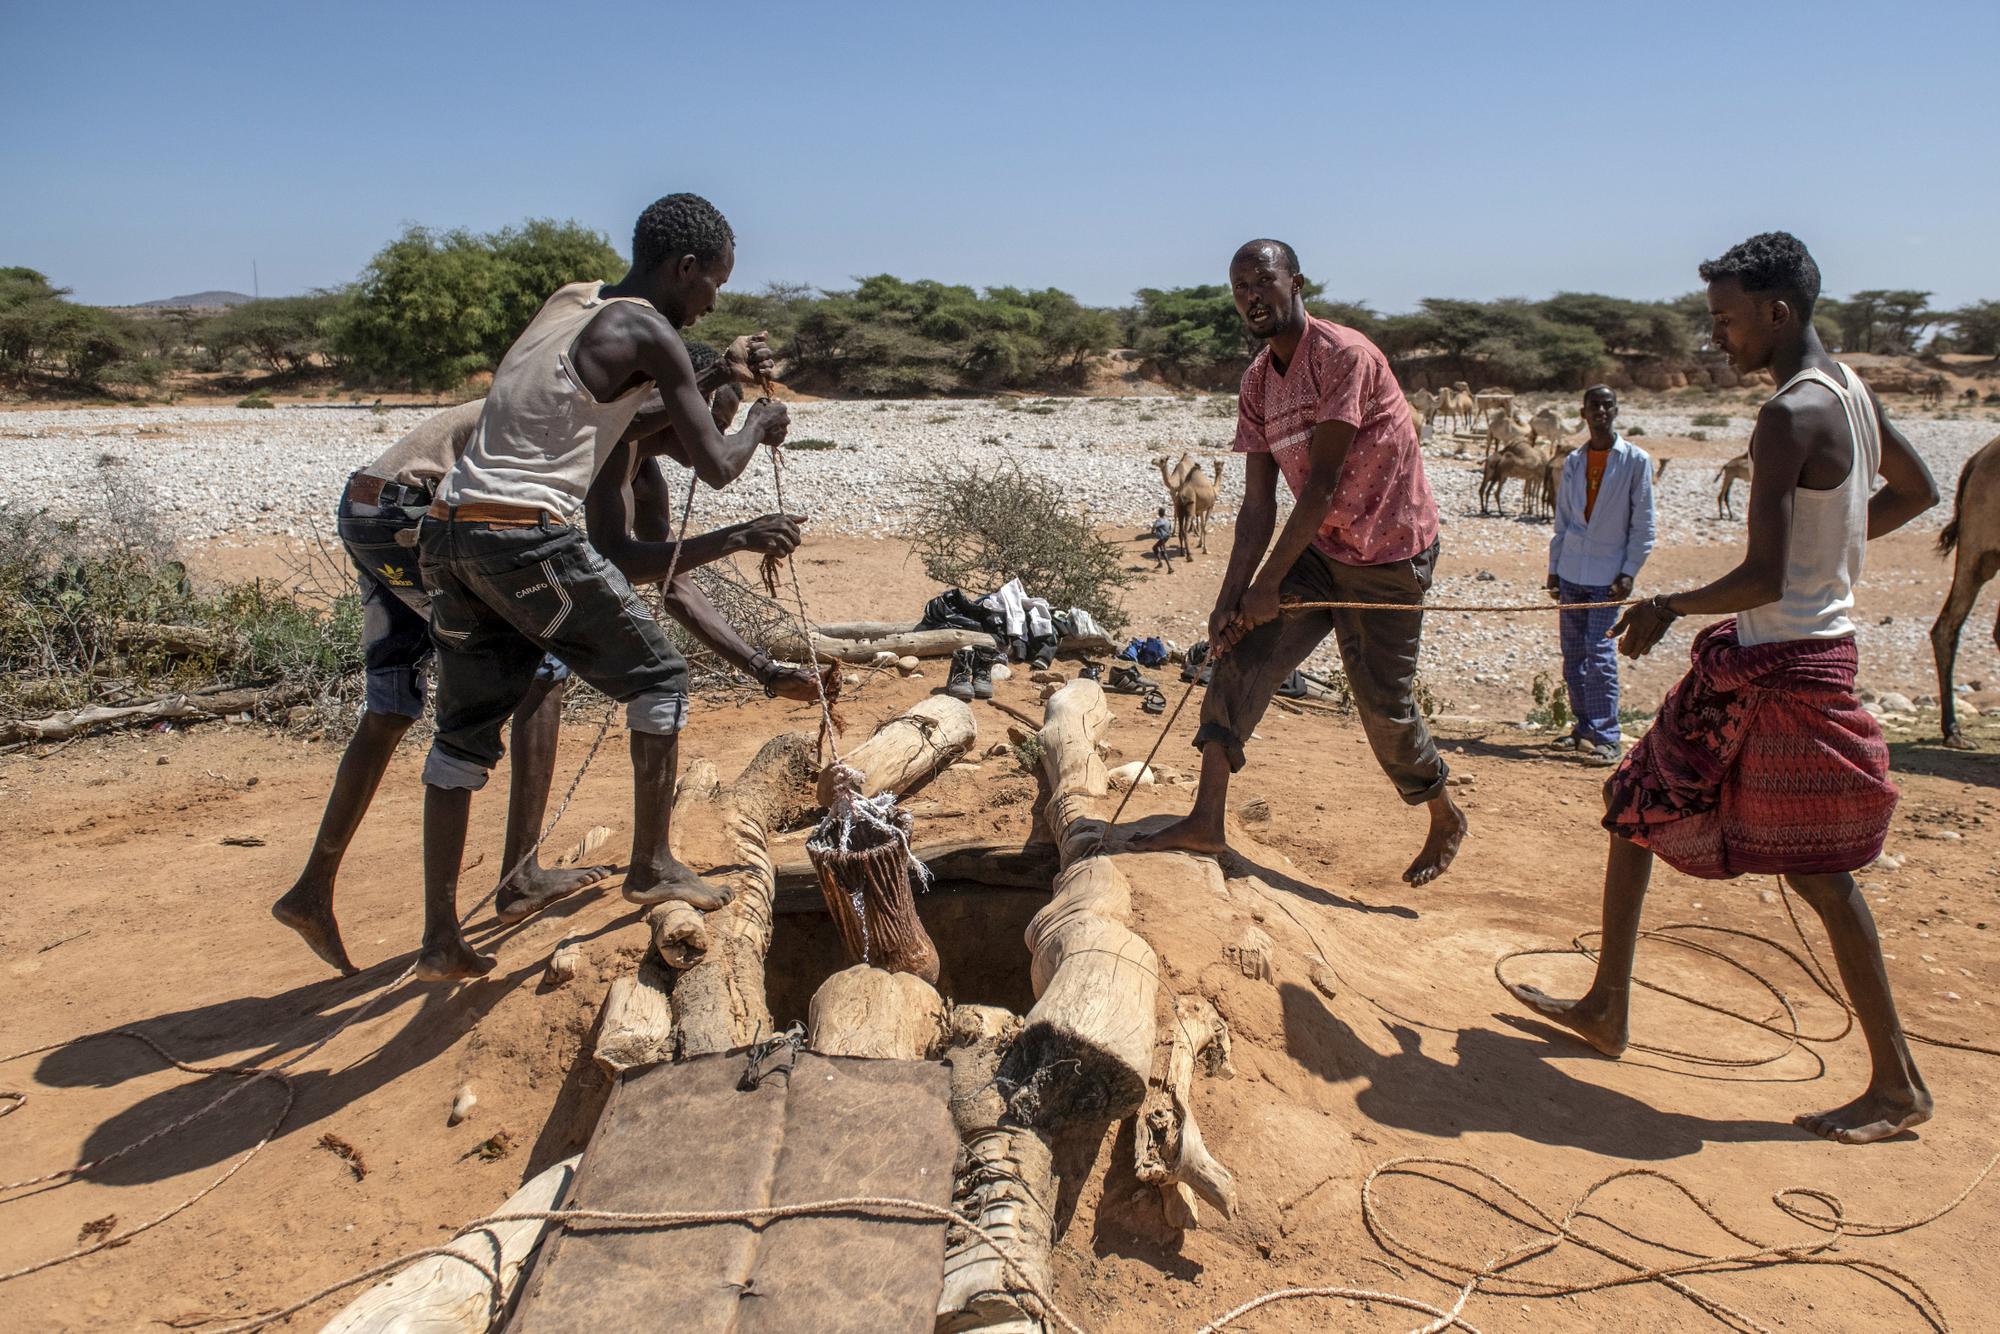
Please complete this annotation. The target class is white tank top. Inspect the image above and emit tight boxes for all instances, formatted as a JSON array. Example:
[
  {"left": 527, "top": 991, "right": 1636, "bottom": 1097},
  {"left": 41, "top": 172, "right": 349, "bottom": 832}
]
[
  {"left": 1736, "top": 362, "right": 1878, "bottom": 646},
  {"left": 437, "top": 282, "right": 655, "bottom": 519}
]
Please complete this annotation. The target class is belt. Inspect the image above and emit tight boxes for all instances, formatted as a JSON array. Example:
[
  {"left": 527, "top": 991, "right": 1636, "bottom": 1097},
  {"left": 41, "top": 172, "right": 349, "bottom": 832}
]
[
  {"left": 347, "top": 473, "right": 432, "bottom": 509},
  {"left": 425, "top": 500, "right": 553, "bottom": 528}
]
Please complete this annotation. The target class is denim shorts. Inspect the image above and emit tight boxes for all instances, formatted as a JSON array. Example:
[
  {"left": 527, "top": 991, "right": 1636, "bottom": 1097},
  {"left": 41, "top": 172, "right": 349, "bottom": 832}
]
[
  {"left": 416, "top": 516, "right": 688, "bottom": 789},
  {"left": 338, "top": 483, "right": 566, "bottom": 719}
]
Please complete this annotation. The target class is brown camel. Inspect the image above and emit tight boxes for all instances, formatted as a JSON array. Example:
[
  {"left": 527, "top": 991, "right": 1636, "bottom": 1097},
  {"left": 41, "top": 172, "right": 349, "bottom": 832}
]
[
  {"left": 1933, "top": 435, "right": 2000, "bottom": 747},
  {"left": 1480, "top": 438, "right": 1555, "bottom": 516},
  {"left": 1715, "top": 451, "right": 1752, "bottom": 519},
  {"left": 1153, "top": 453, "right": 1215, "bottom": 557}
]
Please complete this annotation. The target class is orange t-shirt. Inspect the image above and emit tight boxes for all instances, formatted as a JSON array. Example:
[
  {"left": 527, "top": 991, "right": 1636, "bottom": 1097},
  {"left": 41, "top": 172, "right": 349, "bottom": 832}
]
[{"left": 1584, "top": 448, "right": 1609, "bottom": 520}]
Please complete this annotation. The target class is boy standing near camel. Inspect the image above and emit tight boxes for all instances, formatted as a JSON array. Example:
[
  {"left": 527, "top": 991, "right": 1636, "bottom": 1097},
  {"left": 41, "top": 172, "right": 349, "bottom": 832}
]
[
  {"left": 1544, "top": 384, "right": 1655, "bottom": 766},
  {"left": 1507, "top": 232, "right": 1942, "bottom": 1144}
]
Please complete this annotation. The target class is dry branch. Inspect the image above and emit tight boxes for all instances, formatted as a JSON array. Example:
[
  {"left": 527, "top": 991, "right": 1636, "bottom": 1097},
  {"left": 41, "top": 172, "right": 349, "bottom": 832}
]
[{"left": 1135, "top": 995, "right": 1237, "bottom": 1229}]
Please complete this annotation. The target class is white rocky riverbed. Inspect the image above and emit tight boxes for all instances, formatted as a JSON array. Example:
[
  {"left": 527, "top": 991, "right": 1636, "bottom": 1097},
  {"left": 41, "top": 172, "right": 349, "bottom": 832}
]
[{"left": 5, "top": 395, "right": 1995, "bottom": 705}]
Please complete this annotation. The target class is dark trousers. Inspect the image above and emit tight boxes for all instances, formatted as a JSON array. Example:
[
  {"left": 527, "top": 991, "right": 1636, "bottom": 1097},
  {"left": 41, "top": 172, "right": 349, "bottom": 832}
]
[{"left": 1195, "top": 540, "right": 1448, "bottom": 805}]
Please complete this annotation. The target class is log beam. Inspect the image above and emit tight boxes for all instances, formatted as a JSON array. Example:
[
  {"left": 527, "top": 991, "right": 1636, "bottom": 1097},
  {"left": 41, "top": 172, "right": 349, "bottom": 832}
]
[
  {"left": 814, "top": 695, "right": 977, "bottom": 807},
  {"left": 1135, "top": 995, "right": 1237, "bottom": 1229}
]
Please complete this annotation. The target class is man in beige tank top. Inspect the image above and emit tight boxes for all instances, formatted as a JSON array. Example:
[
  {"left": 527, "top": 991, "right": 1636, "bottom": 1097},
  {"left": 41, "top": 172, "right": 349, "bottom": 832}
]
[
  {"left": 271, "top": 342, "right": 815, "bottom": 975},
  {"left": 414, "top": 193, "right": 796, "bottom": 981},
  {"left": 1505, "top": 232, "right": 1945, "bottom": 1145}
]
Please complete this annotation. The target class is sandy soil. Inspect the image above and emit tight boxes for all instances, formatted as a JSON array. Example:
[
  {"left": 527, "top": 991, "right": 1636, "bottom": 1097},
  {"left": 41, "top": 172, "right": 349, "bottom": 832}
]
[{"left": 5, "top": 408, "right": 2000, "bottom": 1330}]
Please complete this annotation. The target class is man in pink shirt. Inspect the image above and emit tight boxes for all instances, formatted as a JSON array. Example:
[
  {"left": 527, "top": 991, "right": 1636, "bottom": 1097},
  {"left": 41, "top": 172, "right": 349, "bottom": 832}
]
[{"left": 1138, "top": 239, "right": 1466, "bottom": 886}]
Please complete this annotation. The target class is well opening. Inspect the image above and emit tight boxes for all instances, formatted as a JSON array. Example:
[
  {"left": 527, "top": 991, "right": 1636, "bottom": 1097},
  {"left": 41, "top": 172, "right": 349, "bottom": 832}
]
[{"left": 765, "top": 880, "right": 1041, "bottom": 1027}]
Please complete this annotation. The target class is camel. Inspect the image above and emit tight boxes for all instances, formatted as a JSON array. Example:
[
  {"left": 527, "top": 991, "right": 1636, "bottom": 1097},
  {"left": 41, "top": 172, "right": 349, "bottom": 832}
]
[
  {"left": 1933, "top": 435, "right": 2000, "bottom": 747},
  {"left": 1654, "top": 456, "right": 1671, "bottom": 482},
  {"left": 1484, "top": 406, "right": 1533, "bottom": 461},
  {"left": 1474, "top": 387, "right": 1515, "bottom": 426},
  {"left": 1480, "top": 438, "right": 1555, "bottom": 516},
  {"left": 1920, "top": 373, "right": 1949, "bottom": 409},
  {"left": 1407, "top": 388, "right": 1439, "bottom": 436},
  {"left": 1715, "top": 451, "right": 1751, "bottom": 518},
  {"left": 1432, "top": 382, "right": 1474, "bottom": 435},
  {"left": 1153, "top": 453, "right": 1215, "bottom": 557},
  {"left": 1529, "top": 406, "right": 1575, "bottom": 452}
]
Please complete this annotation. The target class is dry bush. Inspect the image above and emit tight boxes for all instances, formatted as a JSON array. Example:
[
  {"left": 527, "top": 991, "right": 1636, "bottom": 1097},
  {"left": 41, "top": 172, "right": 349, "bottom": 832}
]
[{"left": 907, "top": 460, "right": 1132, "bottom": 633}]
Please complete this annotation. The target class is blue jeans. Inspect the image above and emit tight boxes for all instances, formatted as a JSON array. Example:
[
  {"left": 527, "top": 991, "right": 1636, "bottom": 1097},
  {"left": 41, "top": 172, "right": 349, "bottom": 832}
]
[{"left": 1559, "top": 579, "right": 1621, "bottom": 747}]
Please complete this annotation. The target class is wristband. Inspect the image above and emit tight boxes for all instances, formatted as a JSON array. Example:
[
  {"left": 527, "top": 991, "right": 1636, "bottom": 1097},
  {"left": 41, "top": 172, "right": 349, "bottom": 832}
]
[
  {"left": 1651, "top": 593, "right": 1681, "bottom": 620},
  {"left": 747, "top": 652, "right": 776, "bottom": 683}
]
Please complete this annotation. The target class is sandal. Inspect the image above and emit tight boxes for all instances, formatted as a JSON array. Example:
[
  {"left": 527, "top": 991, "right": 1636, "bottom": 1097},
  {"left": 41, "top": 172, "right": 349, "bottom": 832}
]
[
  {"left": 1107, "top": 664, "right": 1154, "bottom": 695},
  {"left": 1141, "top": 687, "right": 1167, "bottom": 715},
  {"left": 1078, "top": 662, "right": 1104, "bottom": 682},
  {"left": 1547, "top": 735, "right": 1583, "bottom": 752}
]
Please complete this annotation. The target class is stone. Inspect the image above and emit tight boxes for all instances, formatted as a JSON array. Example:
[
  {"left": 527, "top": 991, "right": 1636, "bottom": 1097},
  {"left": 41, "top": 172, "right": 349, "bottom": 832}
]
[{"left": 1878, "top": 692, "right": 1915, "bottom": 714}]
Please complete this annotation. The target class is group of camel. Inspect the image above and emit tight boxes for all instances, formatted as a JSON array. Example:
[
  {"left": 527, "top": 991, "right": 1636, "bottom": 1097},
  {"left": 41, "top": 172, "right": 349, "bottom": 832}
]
[{"left": 1152, "top": 451, "right": 1221, "bottom": 559}]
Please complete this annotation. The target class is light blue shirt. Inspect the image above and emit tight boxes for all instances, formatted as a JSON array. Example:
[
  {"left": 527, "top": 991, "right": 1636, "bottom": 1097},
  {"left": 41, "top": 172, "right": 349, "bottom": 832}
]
[{"left": 1547, "top": 435, "right": 1655, "bottom": 587}]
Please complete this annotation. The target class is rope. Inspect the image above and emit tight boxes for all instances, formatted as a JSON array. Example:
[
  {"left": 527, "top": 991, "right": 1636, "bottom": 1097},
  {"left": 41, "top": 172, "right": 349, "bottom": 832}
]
[
  {"left": 1281, "top": 596, "right": 1639, "bottom": 614},
  {"left": 763, "top": 439, "right": 842, "bottom": 758}
]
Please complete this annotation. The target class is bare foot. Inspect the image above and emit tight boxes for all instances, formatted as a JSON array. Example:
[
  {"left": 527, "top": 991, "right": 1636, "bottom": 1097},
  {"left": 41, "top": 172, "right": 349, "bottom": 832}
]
[
  {"left": 1795, "top": 1083, "right": 1934, "bottom": 1144},
  {"left": 414, "top": 937, "right": 496, "bottom": 982},
  {"left": 1403, "top": 795, "right": 1467, "bottom": 887},
  {"left": 1503, "top": 982, "right": 1629, "bottom": 1057},
  {"left": 271, "top": 887, "right": 358, "bottom": 976},
  {"left": 1130, "top": 815, "right": 1229, "bottom": 856},
  {"left": 495, "top": 863, "right": 614, "bottom": 924},
  {"left": 623, "top": 858, "right": 733, "bottom": 912}
]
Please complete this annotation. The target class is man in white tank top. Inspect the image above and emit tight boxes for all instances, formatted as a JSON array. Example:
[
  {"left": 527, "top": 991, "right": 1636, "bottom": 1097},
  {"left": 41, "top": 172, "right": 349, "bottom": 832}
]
[
  {"left": 413, "top": 193, "right": 795, "bottom": 982},
  {"left": 1505, "top": 232, "right": 1944, "bottom": 1145}
]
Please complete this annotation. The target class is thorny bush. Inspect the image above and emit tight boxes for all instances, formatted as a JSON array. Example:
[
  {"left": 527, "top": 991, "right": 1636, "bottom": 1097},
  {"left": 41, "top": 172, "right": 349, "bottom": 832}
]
[{"left": 908, "top": 460, "right": 1132, "bottom": 634}]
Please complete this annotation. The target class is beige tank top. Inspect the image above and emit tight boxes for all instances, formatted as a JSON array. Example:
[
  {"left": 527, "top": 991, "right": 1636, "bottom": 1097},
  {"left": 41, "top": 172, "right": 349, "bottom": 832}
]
[
  {"left": 362, "top": 398, "right": 485, "bottom": 488},
  {"left": 437, "top": 282, "right": 655, "bottom": 518},
  {"left": 1736, "top": 363, "right": 1878, "bottom": 646}
]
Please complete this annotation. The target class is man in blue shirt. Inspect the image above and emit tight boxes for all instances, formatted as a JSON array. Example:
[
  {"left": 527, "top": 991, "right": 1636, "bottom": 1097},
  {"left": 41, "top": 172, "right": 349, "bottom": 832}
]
[{"left": 1544, "top": 385, "right": 1655, "bottom": 764}]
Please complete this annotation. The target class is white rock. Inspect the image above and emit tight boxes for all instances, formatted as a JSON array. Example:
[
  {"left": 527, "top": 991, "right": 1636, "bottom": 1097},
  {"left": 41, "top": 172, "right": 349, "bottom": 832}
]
[
  {"left": 1878, "top": 692, "right": 1915, "bottom": 714},
  {"left": 1107, "top": 761, "right": 1155, "bottom": 789}
]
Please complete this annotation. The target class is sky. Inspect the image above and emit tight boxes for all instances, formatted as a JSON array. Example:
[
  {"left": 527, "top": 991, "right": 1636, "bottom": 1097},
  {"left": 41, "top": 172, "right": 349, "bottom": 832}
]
[{"left": 4, "top": 0, "right": 1996, "bottom": 314}]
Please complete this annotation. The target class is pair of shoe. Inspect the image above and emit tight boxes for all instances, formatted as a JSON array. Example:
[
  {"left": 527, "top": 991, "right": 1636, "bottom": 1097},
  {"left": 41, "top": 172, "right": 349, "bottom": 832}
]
[
  {"left": 1549, "top": 733, "right": 1620, "bottom": 766},
  {"left": 945, "top": 646, "right": 998, "bottom": 701}
]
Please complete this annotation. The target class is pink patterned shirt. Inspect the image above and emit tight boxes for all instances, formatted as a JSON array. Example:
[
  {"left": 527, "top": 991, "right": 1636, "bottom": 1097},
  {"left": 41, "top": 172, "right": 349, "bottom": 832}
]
[{"left": 1233, "top": 317, "right": 1438, "bottom": 566}]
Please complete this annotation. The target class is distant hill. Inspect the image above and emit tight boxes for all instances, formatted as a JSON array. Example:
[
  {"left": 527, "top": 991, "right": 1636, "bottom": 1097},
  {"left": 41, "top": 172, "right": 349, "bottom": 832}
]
[{"left": 133, "top": 290, "right": 256, "bottom": 310}]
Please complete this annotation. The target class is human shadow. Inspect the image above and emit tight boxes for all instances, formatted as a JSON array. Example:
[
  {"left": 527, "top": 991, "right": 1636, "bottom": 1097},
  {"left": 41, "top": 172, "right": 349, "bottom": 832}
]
[
  {"left": 33, "top": 950, "right": 551, "bottom": 1187},
  {"left": 1107, "top": 815, "right": 1416, "bottom": 920},
  {"left": 1278, "top": 983, "right": 1796, "bottom": 1159},
  {"left": 1885, "top": 738, "right": 1998, "bottom": 788}
]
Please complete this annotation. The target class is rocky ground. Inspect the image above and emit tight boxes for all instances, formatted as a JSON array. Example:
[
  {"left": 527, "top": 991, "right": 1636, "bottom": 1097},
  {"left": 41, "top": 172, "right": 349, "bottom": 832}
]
[{"left": 5, "top": 392, "right": 1998, "bottom": 721}]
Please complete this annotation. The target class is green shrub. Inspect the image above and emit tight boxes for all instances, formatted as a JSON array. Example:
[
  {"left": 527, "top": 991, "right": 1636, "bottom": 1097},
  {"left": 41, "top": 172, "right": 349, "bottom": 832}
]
[
  {"left": 238, "top": 392, "right": 276, "bottom": 409},
  {"left": 786, "top": 438, "right": 837, "bottom": 451},
  {"left": 1691, "top": 411, "right": 1729, "bottom": 427}
]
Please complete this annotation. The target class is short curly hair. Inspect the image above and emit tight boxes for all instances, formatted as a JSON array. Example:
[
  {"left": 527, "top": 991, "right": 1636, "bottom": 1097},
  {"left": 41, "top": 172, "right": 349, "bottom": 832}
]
[
  {"left": 1698, "top": 231, "right": 1820, "bottom": 320},
  {"left": 633, "top": 193, "right": 734, "bottom": 272},
  {"left": 1236, "top": 237, "right": 1303, "bottom": 279}
]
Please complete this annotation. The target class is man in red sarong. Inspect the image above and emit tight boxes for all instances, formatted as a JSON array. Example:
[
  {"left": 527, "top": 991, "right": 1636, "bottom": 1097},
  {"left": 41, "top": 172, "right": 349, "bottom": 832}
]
[{"left": 1504, "top": 232, "right": 1942, "bottom": 1145}]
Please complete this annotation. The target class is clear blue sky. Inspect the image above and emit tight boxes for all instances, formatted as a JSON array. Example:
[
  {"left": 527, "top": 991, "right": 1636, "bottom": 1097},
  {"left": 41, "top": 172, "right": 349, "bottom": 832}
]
[{"left": 3, "top": 0, "right": 1994, "bottom": 313}]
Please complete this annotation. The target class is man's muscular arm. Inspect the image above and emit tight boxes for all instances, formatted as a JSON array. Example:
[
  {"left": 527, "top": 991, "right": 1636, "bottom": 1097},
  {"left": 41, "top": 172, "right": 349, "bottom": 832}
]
[
  {"left": 568, "top": 306, "right": 786, "bottom": 489},
  {"left": 1608, "top": 397, "right": 1807, "bottom": 656},
  {"left": 1865, "top": 386, "right": 1940, "bottom": 538},
  {"left": 586, "top": 443, "right": 801, "bottom": 586}
]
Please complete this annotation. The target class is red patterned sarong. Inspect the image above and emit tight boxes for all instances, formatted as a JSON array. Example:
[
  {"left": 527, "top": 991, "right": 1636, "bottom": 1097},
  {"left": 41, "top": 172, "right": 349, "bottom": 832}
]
[{"left": 1603, "top": 620, "right": 1895, "bottom": 879}]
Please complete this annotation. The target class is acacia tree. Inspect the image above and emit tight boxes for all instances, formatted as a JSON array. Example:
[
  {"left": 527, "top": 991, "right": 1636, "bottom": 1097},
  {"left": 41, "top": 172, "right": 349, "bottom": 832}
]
[{"left": 1946, "top": 300, "right": 2000, "bottom": 357}]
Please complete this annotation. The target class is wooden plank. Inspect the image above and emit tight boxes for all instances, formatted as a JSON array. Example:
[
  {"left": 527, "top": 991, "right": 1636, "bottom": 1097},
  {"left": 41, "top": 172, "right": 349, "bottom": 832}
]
[{"left": 509, "top": 1051, "right": 955, "bottom": 1334}]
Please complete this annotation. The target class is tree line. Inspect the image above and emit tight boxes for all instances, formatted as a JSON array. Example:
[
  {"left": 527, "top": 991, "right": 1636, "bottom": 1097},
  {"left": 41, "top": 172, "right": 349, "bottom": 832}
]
[{"left": 5, "top": 219, "right": 1998, "bottom": 397}]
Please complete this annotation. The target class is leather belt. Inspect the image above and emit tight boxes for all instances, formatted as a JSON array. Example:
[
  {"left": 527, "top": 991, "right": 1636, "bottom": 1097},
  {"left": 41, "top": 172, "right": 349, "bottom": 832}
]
[
  {"left": 425, "top": 500, "right": 552, "bottom": 528},
  {"left": 347, "top": 473, "right": 432, "bottom": 509}
]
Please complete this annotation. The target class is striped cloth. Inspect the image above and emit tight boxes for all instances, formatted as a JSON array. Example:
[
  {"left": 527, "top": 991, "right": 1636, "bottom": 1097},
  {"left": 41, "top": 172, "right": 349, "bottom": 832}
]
[{"left": 1603, "top": 619, "right": 1896, "bottom": 879}]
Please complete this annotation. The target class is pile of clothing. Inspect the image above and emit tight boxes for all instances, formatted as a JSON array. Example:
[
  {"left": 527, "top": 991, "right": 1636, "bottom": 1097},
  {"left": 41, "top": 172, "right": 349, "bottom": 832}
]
[{"left": 917, "top": 578, "right": 1106, "bottom": 669}]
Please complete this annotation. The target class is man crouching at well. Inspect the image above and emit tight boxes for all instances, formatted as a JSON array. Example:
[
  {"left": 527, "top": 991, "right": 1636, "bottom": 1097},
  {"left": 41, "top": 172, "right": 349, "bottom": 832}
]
[
  {"left": 1135, "top": 239, "right": 1466, "bottom": 887},
  {"left": 1505, "top": 232, "right": 1940, "bottom": 1144}
]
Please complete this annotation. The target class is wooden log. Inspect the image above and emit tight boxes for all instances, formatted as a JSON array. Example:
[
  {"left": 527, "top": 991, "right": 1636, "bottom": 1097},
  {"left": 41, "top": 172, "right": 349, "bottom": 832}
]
[
  {"left": 999, "top": 679, "right": 1160, "bottom": 1128},
  {"left": 320, "top": 1154, "right": 579, "bottom": 1334},
  {"left": 593, "top": 958, "right": 675, "bottom": 1075},
  {"left": 938, "top": 1005, "right": 1055, "bottom": 1334},
  {"left": 109, "top": 619, "right": 242, "bottom": 656},
  {"left": 769, "top": 627, "right": 991, "bottom": 664},
  {"left": 1135, "top": 995, "right": 1237, "bottom": 1229},
  {"left": 807, "top": 965, "right": 948, "bottom": 1060},
  {"left": 1034, "top": 681, "right": 1110, "bottom": 863},
  {"left": 1004, "top": 910, "right": 1158, "bottom": 1126},
  {"left": 647, "top": 902, "right": 710, "bottom": 970},
  {"left": 0, "top": 682, "right": 312, "bottom": 744},
  {"left": 668, "top": 757, "right": 720, "bottom": 864},
  {"left": 814, "top": 695, "right": 977, "bottom": 807},
  {"left": 669, "top": 733, "right": 808, "bottom": 1059}
]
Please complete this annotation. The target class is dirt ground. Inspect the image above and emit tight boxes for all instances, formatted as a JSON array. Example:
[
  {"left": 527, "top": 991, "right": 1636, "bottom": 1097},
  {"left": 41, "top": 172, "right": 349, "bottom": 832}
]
[{"left": 5, "top": 499, "right": 2000, "bottom": 1330}]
